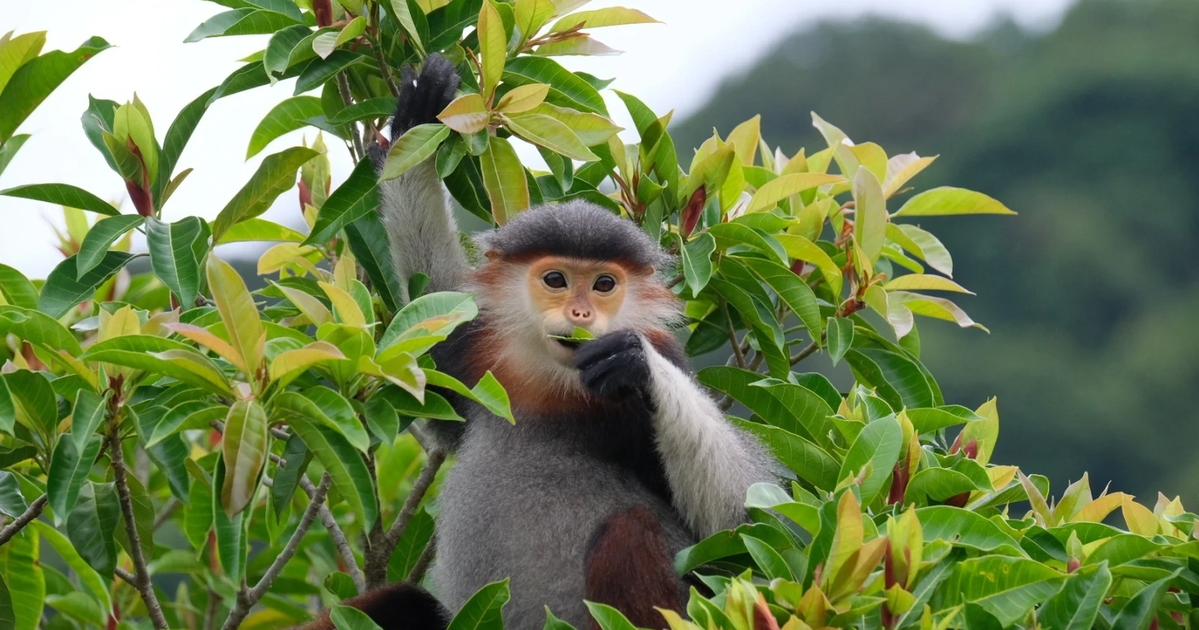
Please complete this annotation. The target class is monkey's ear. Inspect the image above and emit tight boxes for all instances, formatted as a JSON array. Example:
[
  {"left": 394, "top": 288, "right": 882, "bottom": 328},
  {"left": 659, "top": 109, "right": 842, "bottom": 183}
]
[{"left": 483, "top": 249, "right": 502, "bottom": 261}]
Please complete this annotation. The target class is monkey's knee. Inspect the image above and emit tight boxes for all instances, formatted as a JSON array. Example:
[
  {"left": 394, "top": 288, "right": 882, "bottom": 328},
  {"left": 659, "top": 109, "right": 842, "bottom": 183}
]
[
  {"left": 293, "top": 583, "right": 450, "bottom": 630},
  {"left": 584, "top": 506, "right": 686, "bottom": 630}
]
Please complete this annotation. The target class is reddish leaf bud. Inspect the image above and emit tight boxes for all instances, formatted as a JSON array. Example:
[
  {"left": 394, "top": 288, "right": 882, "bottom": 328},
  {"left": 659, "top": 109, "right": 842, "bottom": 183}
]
[
  {"left": 1067, "top": 557, "right": 1081, "bottom": 573},
  {"left": 681, "top": 187, "right": 706, "bottom": 238},
  {"left": 752, "top": 593, "right": 780, "bottom": 630}
]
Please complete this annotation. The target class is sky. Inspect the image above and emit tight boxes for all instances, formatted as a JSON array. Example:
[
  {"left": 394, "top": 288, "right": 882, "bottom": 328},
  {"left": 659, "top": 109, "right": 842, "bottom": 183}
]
[{"left": 2, "top": 0, "right": 1076, "bottom": 278}]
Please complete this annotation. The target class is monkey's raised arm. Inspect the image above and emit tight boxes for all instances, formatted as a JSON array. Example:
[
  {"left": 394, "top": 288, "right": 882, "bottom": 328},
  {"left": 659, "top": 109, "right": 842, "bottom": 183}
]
[
  {"left": 377, "top": 54, "right": 469, "bottom": 299},
  {"left": 642, "top": 345, "right": 778, "bottom": 538}
]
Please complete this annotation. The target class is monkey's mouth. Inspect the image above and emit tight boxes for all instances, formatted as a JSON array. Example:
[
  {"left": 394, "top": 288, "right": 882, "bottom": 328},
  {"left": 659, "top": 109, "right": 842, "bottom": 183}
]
[{"left": 554, "top": 338, "right": 584, "bottom": 350}]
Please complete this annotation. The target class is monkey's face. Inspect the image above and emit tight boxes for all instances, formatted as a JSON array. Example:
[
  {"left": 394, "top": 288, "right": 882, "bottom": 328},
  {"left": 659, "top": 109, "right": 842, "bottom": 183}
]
[{"left": 524, "top": 257, "right": 629, "bottom": 364}]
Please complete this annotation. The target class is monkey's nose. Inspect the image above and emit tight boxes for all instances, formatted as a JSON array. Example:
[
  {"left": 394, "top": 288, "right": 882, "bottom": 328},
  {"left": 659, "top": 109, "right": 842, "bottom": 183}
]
[{"left": 568, "top": 306, "right": 593, "bottom": 323}]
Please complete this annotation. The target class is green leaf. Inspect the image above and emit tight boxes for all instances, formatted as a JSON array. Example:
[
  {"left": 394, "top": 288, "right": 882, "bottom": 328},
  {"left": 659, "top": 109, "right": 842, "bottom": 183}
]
[
  {"left": 70, "top": 390, "right": 107, "bottom": 452},
  {"left": 852, "top": 167, "right": 886, "bottom": 265},
  {"left": 4, "top": 370, "right": 56, "bottom": 439},
  {"left": 0, "top": 183, "right": 118, "bottom": 216},
  {"left": 424, "top": 369, "right": 513, "bottom": 423},
  {"left": 447, "top": 579, "right": 510, "bottom": 630},
  {"left": 344, "top": 213, "right": 404, "bottom": 312},
  {"left": 893, "top": 186, "right": 1017, "bottom": 217},
  {"left": 480, "top": 135, "right": 531, "bottom": 225},
  {"left": 0, "top": 524, "right": 44, "bottom": 630},
  {"left": 741, "top": 534, "right": 795, "bottom": 580},
  {"left": 845, "top": 347, "right": 936, "bottom": 410},
  {"left": 217, "top": 217, "right": 306, "bottom": 244},
  {"left": 327, "top": 96, "right": 395, "bottom": 125},
  {"left": 477, "top": 0, "right": 506, "bottom": 98},
  {"left": 839, "top": 415, "right": 903, "bottom": 504},
  {"left": 221, "top": 399, "right": 268, "bottom": 516},
  {"left": 332, "top": 604, "right": 384, "bottom": 630},
  {"left": 379, "top": 291, "right": 479, "bottom": 355},
  {"left": 294, "top": 50, "right": 364, "bottom": 95},
  {"left": 246, "top": 95, "right": 323, "bottom": 158},
  {"left": 0, "top": 37, "right": 111, "bottom": 144},
  {"left": 747, "top": 173, "right": 844, "bottom": 213},
  {"left": 388, "top": 508, "right": 434, "bottom": 581},
  {"left": 0, "top": 32, "right": 46, "bottom": 98},
  {"left": 282, "top": 407, "right": 378, "bottom": 527},
  {"left": 740, "top": 257, "right": 822, "bottom": 341},
  {"left": 186, "top": 9, "right": 301, "bottom": 42},
  {"left": 381, "top": 122, "right": 451, "bottom": 181},
  {"left": 263, "top": 25, "right": 315, "bottom": 78},
  {"left": 0, "top": 574, "right": 14, "bottom": 630},
  {"left": 66, "top": 481, "right": 120, "bottom": 580},
  {"left": 936, "top": 556, "right": 1063, "bottom": 626},
  {"left": 211, "top": 458, "right": 244, "bottom": 581},
  {"left": 47, "top": 437, "right": 103, "bottom": 525},
  {"left": 147, "top": 216, "right": 209, "bottom": 308},
  {"left": 275, "top": 390, "right": 369, "bottom": 452},
  {"left": 905, "top": 405, "right": 983, "bottom": 433},
  {"left": 39, "top": 251, "right": 134, "bottom": 319},
  {"left": 1110, "top": 571, "right": 1177, "bottom": 630},
  {"left": 207, "top": 255, "right": 266, "bottom": 376},
  {"left": 584, "top": 602, "right": 636, "bottom": 630},
  {"left": 211, "top": 146, "right": 318, "bottom": 241},
  {"left": 915, "top": 506, "right": 1022, "bottom": 555},
  {"left": 0, "top": 134, "right": 30, "bottom": 179},
  {"left": 889, "top": 223, "right": 953, "bottom": 277},
  {"left": 0, "top": 265, "right": 38, "bottom": 310},
  {"left": 271, "top": 434, "right": 310, "bottom": 518},
  {"left": 1039, "top": 563, "right": 1111, "bottom": 630},
  {"left": 0, "top": 472, "right": 28, "bottom": 518},
  {"left": 306, "top": 157, "right": 380, "bottom": 244},
  {"left": 30, "top": 521, "right": 111, "bottom": 617},
  {"left": 154, "top": 87, "right": 217, "bottom": 204},
  {"left": 505, "top": 113, "right": 598, "bottom": 161},
  {"left": 677, "top": 232, "right": 715, "bottom": 297},
  {"left": 826, "top": 318, "right": 853, "bottom": 367},
  {"left": 732, "top": 418, "right": 839, "bottom": 491},
  {"left": 549, "top": 7, "right": 658, "bottom": 32},
  {"left": 0, "top": 306, "right": 81, "bottom": 355},
  {"left": 504, "top": 57, "right": 606, "bottom": 114},
  {"left": 708, "top": 223, "right": 786, "bottom": 265},
  {"left": 76, "top": 215, "right": 143, "bottom": 279},
  {"left": 79, "top": 335, "right": 233, "bottom": 395},
  {"left": 904, "top": 468, "right": 987, "bottom": 504}
]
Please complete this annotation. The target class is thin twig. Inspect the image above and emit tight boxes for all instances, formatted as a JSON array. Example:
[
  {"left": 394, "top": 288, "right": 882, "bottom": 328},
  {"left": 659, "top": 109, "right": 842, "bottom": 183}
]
[
  {"left": 0, "top": 495, "right": 46, "bottom": 546},
  {"left": 300, "top": 475, "right": 366, "bottom": 594},
  {"left": 115, "top": 566, "right": 136, "bottom": 585},
  {"left": 368, "top": 449, "right": 446, "bottom": 588},
  {"left": 203, "top": 588, "right": 220, "bottom": 630},
  {"left": 789, "top": 341, "right": 819, "bottom": 365},
  {"left": 219, "top": 476, "right": 332, "bottom": 630},
  {"left": 407, "top": 422, "right": 433, "bottom": 452},
  {"left": 408, "top": 534, "right": 436, "bottom": 583},
  {"left": 153, "top": 497, "right": 181, "bottom": 530},
  {"left": 110, "top": 433, "right": 170, "bottom": 630},
  {"left": 666, "top": 274, "right": 684, "bottom": 289},
  {"left": 370, "top": 39, "right": 400, "bottom": 97},
  {"left": 337, "top": 73, "right": 365, "bottom": 160},
  {"left": 724, "top": 305, "right": 746, "bottom": 369}
]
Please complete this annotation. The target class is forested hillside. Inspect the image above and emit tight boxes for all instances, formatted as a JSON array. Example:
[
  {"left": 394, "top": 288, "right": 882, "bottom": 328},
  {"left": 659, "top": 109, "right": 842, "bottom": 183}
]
[{"left": 674, "top": 0, "right": 1199, "bottom": 500}]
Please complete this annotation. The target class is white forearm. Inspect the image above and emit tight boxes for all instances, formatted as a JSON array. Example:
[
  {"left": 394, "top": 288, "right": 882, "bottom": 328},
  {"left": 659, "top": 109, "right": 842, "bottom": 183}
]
[{"left": 644, "top": 345, "right": 776, "bottom": 538}]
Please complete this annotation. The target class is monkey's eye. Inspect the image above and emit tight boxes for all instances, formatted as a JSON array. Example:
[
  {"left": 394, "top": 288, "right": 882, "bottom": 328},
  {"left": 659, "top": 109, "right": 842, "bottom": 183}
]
[
  {"left": 542, "top": 271, "right": 568, "bottom": 289},
  {"left": 592, "top": 275, "right": 617, "bottom": 293}
]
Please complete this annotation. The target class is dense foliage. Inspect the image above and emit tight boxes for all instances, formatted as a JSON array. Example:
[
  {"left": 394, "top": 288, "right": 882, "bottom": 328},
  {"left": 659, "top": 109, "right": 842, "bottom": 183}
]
[
  {"left": 671, "top": 0, "right": 1199, "bottom": 501},
  {"left": 0, "top": 2, "right": 1196, "bottom": 630}
]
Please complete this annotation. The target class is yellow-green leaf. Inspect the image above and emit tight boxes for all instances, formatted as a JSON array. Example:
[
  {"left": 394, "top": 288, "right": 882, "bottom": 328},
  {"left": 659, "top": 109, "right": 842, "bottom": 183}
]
[
  {"left": 893, "top": 186, "right": 1017, "bottom": 217},
  {"left": 747, "top": 173, "right": 844, "bottom": 213},
  {"left": 883, "top": 275, "right": 973, "bottom": 294},
  {"left": 277, "top": 284, "right": 333, "bottom": 327},
  {"left": 437, "top": 93, "right": 490, "bottom": 134},
  {"left": 514, "top": 0, "right": 557, "bottom": 41},
  {"left": 883, "top": 152, "right": 937, "bottom": 198},
  {"left": 504, "top": 113, "right": 598, "bottom": 161},
  {"left": 528, "top": 103, "right": 622, "bottom": 146},
  {"left": 852, "top": 167, "right": 886, "bottom": 265},
  {"left": 480, "top": 135, "right": 530, "bottom": 225},
  {"left": 495, "top": 83, "right": 549, "bottom": 114},
  {"left": 478, "top": 0, "right": 506, "bottom": 99},
  {"left": 549, "top": 7, "right": 658, "bottom": 32},
  {"left": 165, "top": 322, "right": 248, "bottom": 375},
  {"left": 206, "top": 255, "right": 265, "bottom": 376},
  {"left": 775, "top": 234, "right": 842, "bottom": 298},
  {"left": 268, "top": 341, "right": 345, "bottom": 385},
  {"left": 381, "top": 123, "right": 451, "bottom": 180},
  {"left": 221, "top": 399, "right": 268, "bottom": 516},
  {"left": 318, "top": 281, "right": 366, "bottom": 327}
]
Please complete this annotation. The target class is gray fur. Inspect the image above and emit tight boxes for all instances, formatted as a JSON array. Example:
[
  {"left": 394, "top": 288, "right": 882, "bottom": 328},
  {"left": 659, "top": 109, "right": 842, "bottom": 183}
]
[{"left": 378, "top": 160, "right": 469, "bottom": 301}]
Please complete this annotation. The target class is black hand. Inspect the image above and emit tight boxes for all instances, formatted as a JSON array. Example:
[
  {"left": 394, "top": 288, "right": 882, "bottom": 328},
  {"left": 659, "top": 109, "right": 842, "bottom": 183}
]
[
  {"left": 573, "top": 330, "right": 651, "bottom": 401},
  {"left": 390, "top": 53, "right": 461, "bottom": 141}
]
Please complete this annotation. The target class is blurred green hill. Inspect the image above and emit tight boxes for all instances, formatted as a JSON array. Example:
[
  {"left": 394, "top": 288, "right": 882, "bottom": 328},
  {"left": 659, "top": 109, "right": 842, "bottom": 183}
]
[{"left": 674, "top": 0, "right": 1199, "bottom": 501}]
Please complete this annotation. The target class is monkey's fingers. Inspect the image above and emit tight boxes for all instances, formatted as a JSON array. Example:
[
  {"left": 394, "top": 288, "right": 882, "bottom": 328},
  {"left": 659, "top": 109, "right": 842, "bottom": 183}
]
[{"left": 390, "top": 53, "right": 462, "bottom": 140}]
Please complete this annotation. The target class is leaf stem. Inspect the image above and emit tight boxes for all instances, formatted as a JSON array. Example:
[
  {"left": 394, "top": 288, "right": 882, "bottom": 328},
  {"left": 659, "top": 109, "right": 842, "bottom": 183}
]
[{"left": 337, "top": 73, "right": 365, "bottom": 160}]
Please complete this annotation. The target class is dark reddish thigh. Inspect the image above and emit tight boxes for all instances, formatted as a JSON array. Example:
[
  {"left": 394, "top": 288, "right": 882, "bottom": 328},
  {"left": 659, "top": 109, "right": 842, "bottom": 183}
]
[{"left": 584, "top": 506, "right": 687, "bottom": 630}]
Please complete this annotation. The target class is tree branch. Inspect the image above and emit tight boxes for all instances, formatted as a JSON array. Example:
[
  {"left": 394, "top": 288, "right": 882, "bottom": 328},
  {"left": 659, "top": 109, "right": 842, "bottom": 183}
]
[
  {"left": 109, "top": 433, "right": 169, "bottom": 630},
  {"left": 789, "top": 341, "right": 819, "bottom": 365},
  {"left": 366, "top": 449, "right": 446, "bottom": 588},
  {"left": 337, "top": 73, "right": 365, "bottom": 160},
  {"left": 220, "top": 476, "right": 332, "bottom": 630},
  {"left": 408, "top": 534, "right": 436, "bottom": 583},
  {"left": 0, "top": 495, "right": 46, "bottom": 546},
  {"left": 299, "top": 475, "right": 366, "bottom": 594}
]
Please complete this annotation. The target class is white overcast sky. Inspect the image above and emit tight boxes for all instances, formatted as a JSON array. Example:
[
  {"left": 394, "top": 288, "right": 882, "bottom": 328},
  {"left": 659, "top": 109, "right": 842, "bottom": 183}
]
[{"left": 2, "top": 0, "right": 1075, "bottom": 278}]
